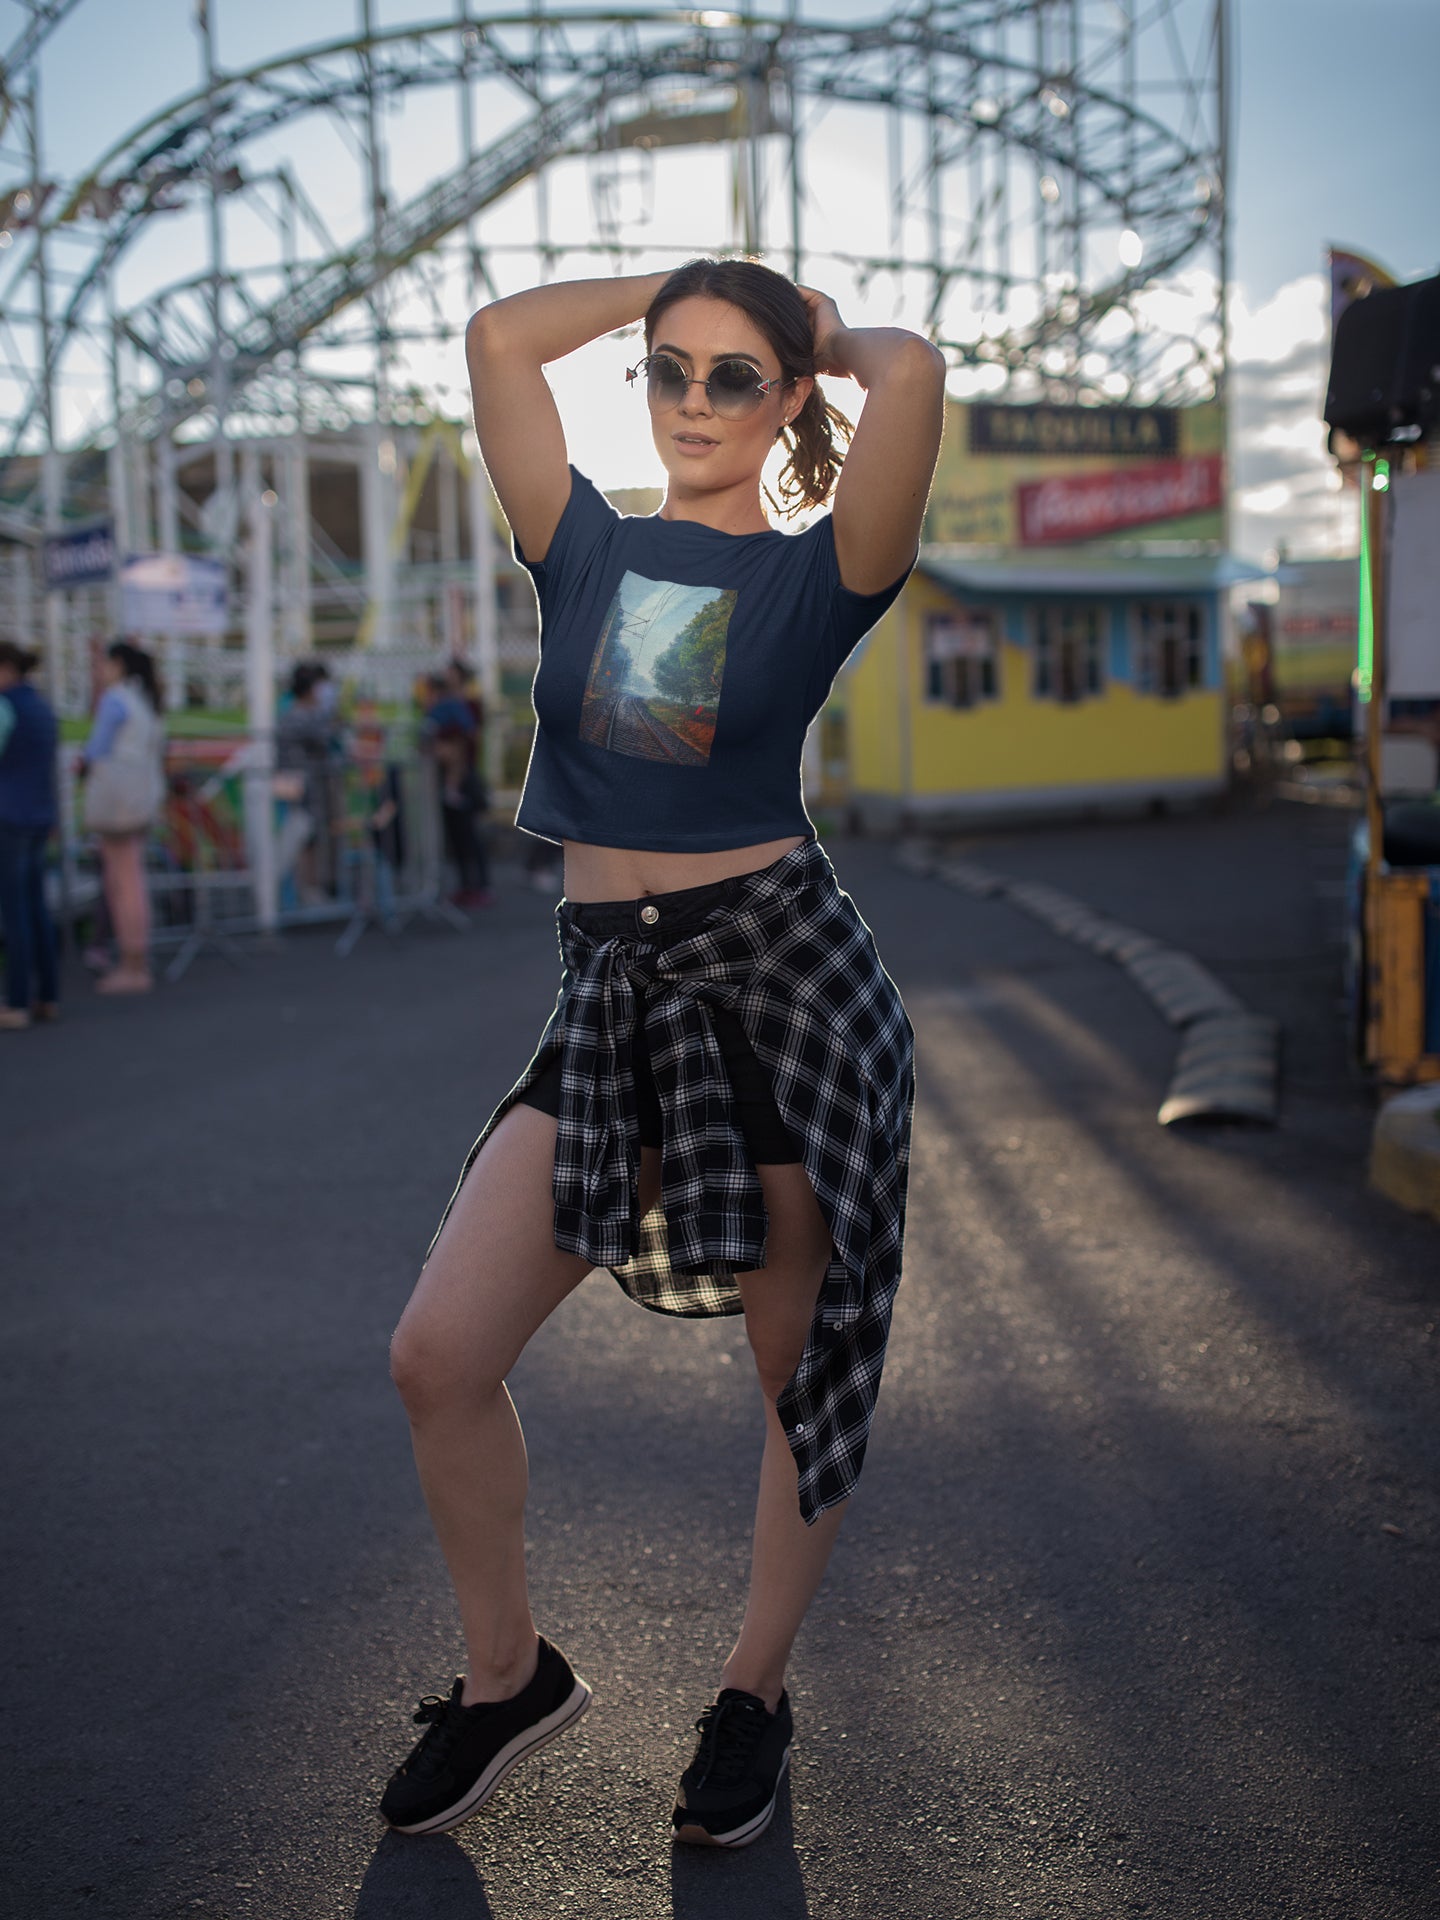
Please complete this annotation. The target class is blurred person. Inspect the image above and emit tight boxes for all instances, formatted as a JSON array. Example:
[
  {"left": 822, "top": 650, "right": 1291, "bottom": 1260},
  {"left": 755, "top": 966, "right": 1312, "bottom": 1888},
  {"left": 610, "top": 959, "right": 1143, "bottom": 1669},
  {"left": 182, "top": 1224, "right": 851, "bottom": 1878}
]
[
  {"left": 523, "top": 834, "right": 562, "bottom": 894},
  {"left": 312, "top": 659, "right": 340, "bottom": 724},
  {"left": 444, "top": 655, "right": 484, "bottom": 732},
  {"left": 381, "top": 259, "right": 942, "bottom": 1846},
  {"left": 0, "top": 641, "right": 60, "bottom": 1030},
  {"left": 79, "top": 640, "right": 166, "bottom": 995},
  {"left": 422, "top": 671, "right": 493, "bottom": 907},
  {"left": 349, "top": 695, "right": 406, "bottom": 916},
  {"left": 275, "top": 662, "right": 336, "bottom": 905}
]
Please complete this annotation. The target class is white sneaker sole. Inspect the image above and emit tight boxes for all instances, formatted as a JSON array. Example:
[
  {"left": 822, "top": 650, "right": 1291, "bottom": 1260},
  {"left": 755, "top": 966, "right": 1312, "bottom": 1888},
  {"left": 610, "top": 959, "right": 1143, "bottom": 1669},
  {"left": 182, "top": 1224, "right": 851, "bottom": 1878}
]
[
  {"left": 386, "top": 1676, "right": 593, "bottom": 1836},
  {"left": 672, "top": 1746, "right": 790, "bottom": 1849}
]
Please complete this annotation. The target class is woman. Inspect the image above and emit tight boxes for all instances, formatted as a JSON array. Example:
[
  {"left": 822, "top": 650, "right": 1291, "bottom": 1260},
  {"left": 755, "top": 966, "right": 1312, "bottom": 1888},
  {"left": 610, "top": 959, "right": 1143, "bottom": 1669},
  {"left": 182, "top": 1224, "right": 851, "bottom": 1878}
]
[
  {"left": 81, "top": 640, "right": 166, "bottom": 995},
  {"left": 0, "top": 641, "right": 60, "bottom": 1031},
  {"left": 384, "top": 259, "right": 945, "bottom": 1846}
]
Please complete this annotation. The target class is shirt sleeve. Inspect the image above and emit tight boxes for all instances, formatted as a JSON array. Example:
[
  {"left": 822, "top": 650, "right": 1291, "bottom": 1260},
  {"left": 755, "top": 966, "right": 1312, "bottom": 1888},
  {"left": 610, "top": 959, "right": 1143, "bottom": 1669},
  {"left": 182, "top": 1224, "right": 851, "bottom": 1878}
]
[
  {"left": 805, "top": 515, "right": 915, "bottom": 703},
  {"left": 512, "top": 467, "right": 620, "bottom": 624},
  {"left": 0, "top": 695, "right": 15, "bottom": 762},
  {"left": 85, "top": 686, "right": 128, "bottom": 762}
]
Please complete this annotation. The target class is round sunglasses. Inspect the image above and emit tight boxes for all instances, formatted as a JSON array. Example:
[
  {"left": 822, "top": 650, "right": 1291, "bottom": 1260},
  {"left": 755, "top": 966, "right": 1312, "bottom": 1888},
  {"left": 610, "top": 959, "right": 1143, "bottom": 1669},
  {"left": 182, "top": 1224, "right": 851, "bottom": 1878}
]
[{"left": 625, "top": 352, "right": 793, "bottom": 420}]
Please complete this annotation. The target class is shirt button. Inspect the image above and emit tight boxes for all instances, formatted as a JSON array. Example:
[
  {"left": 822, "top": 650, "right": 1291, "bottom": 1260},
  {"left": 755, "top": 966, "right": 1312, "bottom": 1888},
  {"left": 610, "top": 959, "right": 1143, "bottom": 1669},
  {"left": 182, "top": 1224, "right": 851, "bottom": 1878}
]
[
  {"left": 795, "top": 1423, "right": 805, "bottom": 1434},
  {"left": 639, "top": 903, "right": 660, "bottom": 925}
]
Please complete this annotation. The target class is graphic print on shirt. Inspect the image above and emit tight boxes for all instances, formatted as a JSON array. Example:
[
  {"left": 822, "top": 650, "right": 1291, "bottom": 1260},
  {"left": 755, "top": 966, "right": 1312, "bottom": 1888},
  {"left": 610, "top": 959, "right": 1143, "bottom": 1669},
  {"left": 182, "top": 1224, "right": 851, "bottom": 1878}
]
[{"left": 579, "top": 571, "right": 736, "bottom": 765}]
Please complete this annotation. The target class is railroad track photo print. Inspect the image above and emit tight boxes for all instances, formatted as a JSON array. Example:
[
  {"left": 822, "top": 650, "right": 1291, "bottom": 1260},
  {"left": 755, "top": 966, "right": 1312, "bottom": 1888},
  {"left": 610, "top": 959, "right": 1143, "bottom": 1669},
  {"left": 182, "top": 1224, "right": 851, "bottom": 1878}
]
[{"left": 579, "top": 573, "right": 736, "bottom": 765}]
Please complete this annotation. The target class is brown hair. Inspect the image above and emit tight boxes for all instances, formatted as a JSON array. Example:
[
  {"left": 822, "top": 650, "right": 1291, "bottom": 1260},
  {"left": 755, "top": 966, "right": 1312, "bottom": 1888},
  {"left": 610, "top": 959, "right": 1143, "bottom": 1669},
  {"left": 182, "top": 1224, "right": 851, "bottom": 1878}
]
[
  {"left": 0, "top": 640, "right": 40, "bottom": 676},
  {"left": 108, "top": 639, "right": 164, "bottom": 714},
  {"left": 643, "top": 258, "right": 853, "bottom": 521}
]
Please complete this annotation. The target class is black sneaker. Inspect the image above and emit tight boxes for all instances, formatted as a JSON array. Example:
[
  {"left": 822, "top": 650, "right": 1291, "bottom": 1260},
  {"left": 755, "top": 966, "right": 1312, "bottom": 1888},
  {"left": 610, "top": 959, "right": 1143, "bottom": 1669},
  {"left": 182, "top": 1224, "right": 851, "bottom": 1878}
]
[
  {"left": 380, "top": 1636, "right": 591, "bottom": 1835},
  {"left": 671, "top": 1687, "right": 793, "bottom": 1848}
]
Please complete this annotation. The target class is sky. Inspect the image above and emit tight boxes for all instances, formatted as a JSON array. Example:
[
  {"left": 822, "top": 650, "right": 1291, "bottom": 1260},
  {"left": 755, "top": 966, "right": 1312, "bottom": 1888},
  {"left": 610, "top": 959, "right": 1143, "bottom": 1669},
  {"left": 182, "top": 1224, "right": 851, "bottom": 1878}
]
[
  {"left": 3, "top": 0, "right": 1439, "bottom": 564},
  {"left": 618, "top": 575, "right": 719, "bottom": 692}
]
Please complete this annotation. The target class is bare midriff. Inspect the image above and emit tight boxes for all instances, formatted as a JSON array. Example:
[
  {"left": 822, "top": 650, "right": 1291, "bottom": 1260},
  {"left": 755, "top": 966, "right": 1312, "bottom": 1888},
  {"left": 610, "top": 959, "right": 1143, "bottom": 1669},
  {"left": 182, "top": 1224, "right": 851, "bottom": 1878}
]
[{"left": 562, "top": 834, "right": 807, "bottom": 903}]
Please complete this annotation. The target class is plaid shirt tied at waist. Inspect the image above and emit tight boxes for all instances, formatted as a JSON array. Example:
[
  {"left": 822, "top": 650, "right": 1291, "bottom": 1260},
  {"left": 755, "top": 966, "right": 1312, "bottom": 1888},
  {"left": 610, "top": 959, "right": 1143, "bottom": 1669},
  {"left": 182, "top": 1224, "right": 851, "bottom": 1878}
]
[{"left": 433, "top": 837, "right": 915, "bottom": 1524}]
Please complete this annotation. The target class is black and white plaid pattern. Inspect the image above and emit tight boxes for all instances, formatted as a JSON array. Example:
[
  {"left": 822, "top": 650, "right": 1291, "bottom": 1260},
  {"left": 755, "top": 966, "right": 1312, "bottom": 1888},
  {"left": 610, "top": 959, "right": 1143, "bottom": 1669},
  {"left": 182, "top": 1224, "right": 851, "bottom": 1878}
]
[{"left": 430, "top": 839, "right": 914, "bottom": 1524}]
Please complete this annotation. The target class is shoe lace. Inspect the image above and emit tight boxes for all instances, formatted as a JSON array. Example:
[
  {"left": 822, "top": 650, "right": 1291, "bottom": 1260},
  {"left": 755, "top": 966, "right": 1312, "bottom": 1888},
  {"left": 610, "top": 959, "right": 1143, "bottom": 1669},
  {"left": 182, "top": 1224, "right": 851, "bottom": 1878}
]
[
  {"left": 401, "top": 1692, "right": 466, "bottom": 1777},
  {"left": 690, "top": 1695, "right": 768, "bottom": 1790}
]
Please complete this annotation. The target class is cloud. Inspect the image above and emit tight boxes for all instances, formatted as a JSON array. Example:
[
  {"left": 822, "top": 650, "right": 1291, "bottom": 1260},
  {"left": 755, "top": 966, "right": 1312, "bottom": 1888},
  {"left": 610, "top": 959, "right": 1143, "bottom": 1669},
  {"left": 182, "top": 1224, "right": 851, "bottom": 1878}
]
[
  {"left": 1229, "top": 274, "right": 1328, "bottom": 364},
  {"left": 1236, "top": 483, "right": 1293, "bottom": 517},
  {"left": 1234, "top": 443, "right": 1327, "bottom": 490},
  {"left": 1230, "top": 273, "right": 1346, "bottom": 560},
  {"left": 1231, "top": 344, "right": 1325, "bottom": 401}
]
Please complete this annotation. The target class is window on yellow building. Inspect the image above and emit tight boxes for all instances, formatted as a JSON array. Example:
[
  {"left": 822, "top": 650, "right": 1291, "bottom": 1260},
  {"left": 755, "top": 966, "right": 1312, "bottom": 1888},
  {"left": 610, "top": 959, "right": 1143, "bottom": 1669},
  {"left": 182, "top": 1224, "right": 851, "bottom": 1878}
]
[
  {"left": 1134, "top": 602, "right": 1206, "bottom": 697},
  {"left": 924, "top": 609, "right": 1000, "bottom": 709},
  {"left": 1033, "top": 605, "right": 1104, "bottom": 703}
]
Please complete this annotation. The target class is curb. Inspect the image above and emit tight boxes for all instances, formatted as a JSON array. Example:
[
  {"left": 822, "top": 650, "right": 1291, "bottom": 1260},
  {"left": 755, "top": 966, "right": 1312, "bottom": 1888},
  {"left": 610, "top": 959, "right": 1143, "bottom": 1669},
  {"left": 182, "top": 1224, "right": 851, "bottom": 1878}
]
[
  {"left": 897, "top": 842, "right": 1280, "bottom": 1128},
  {"left": 1158, "top": 1012, "right": 1283, "bottom": 1126},
  {"left": 1369, "top": 1084, "right": 1440, "bottom": 1223}
]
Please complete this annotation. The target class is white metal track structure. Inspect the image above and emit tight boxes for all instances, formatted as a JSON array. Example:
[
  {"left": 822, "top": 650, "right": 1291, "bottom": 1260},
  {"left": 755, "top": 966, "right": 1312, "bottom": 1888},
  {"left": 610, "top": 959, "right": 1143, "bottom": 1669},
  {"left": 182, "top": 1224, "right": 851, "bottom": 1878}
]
[{"left": 0, "top": 3, "right": 1226, "bottom": 489}]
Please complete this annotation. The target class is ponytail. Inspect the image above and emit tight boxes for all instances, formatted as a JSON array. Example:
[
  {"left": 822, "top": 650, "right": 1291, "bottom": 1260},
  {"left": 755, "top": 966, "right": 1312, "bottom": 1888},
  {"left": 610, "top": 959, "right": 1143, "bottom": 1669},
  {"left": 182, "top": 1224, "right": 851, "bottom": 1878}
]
[{"left": 769, "top": 386, "right": 853, "bottom": 521}]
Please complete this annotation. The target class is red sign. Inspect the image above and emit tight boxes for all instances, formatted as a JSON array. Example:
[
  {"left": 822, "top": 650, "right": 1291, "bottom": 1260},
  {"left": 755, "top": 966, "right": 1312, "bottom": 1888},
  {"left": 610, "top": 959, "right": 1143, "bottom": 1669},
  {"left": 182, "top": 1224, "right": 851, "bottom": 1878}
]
[
  {"left": 1279, "top": 615, "right": 1356, "bottom": 637},
  {"left": 1016, "top": 454, "right": 1225, "bottom": 546}
]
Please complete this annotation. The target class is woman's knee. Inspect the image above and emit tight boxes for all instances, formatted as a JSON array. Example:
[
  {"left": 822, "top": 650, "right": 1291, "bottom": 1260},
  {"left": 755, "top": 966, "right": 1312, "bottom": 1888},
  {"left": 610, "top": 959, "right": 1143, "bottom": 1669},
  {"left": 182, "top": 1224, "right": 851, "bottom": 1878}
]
[
  {"left": 389, "top": 1297, "right": 504, "bottom": 1422},
  {"left": 746, "top": 1330, "right": 806, "bottom": 1407}
]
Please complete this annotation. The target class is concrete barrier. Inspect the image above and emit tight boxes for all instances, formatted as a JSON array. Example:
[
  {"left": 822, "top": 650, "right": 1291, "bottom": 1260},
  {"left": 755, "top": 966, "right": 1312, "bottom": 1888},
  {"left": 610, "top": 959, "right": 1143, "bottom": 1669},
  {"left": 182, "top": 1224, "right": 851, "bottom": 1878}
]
[
  {"left": 1369, "top": 1083, "right": 1440, "bottom": 1223},
  {"left": 900, "top": 842, "right": 1279, "bottom": 1128},
  {"left": 1157, "top": 1013, "right": 1281, "bottom": 1126}
]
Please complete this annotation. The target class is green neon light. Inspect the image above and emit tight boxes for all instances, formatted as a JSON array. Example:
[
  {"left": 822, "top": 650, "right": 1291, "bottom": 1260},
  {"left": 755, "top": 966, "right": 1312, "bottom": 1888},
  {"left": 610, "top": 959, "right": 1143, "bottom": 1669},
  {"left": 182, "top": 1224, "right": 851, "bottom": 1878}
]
[
  {"left": 1356, "top": 463, "right": 1376, "bottom": 704},
  {"left": 1357, "top": 457, "right": 1390, "bottom": 704}
]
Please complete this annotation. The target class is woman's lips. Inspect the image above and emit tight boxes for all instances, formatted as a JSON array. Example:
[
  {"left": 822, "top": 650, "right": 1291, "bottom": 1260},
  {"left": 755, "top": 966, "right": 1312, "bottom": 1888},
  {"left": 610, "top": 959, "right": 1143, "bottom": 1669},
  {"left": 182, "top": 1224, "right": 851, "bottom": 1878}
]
[{"left": 672, "top": 431, "right": 718, "bottom": 452}]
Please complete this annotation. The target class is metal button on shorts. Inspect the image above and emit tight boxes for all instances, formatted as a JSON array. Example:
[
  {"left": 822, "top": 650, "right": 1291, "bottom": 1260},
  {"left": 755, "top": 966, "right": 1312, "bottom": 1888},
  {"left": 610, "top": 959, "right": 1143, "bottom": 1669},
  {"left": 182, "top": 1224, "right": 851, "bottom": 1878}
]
[{"left": 639, "top": 903, "right": 660, "bottom": 925}]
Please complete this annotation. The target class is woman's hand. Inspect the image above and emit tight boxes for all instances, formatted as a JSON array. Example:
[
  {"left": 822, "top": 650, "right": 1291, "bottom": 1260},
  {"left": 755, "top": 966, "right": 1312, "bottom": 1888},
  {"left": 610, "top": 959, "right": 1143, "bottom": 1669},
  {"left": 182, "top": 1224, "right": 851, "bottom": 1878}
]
[{"left": 797, "top": 286, "right": 848, "bottom": 376}]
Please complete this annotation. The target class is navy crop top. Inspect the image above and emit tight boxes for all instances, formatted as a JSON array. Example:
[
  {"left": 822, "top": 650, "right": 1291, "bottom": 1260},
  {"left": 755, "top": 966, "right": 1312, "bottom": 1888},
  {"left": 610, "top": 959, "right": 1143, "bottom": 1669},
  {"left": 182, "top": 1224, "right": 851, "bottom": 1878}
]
[{"left": 511, "top": 468, "right": 911, "bottom": 850}]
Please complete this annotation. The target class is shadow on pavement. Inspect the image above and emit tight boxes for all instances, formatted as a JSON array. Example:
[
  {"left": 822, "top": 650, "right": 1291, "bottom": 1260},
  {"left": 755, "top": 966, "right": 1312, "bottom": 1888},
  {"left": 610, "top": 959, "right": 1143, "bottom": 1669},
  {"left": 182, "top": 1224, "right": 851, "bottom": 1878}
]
[
  {"left": 669, "top": 1774, "right": 809, "bottom": 1919},
  {"left": 355, "top": 1832, "right": 493, "bottom": 1918},
  {"left": 8, "top": 835, "right": 1438, "bottom": 1918}
]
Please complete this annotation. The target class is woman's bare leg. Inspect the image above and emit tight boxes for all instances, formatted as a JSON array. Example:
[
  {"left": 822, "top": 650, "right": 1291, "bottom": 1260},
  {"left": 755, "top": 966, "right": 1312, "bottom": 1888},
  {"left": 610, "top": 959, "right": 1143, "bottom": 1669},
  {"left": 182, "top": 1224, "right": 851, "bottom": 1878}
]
[
  {"left": 115, "top": 831, "right": 151, "bottom": 955},
  {"left": 719, "top": 1162, "right": 843, "bottom": 1712},
  {"left": 98, "top": 832, "right": 152, "bottom": 984},
  {"left": 390, "top": 1104, "right": 602, "bottom": 1703}
]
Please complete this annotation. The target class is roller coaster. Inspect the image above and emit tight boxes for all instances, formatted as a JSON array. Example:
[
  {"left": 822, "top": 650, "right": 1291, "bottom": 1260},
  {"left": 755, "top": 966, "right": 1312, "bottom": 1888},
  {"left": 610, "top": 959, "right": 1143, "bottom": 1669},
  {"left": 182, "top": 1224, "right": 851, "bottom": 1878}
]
[{"left": 0, "top": 0, "right": 1227, "bottom": 705}]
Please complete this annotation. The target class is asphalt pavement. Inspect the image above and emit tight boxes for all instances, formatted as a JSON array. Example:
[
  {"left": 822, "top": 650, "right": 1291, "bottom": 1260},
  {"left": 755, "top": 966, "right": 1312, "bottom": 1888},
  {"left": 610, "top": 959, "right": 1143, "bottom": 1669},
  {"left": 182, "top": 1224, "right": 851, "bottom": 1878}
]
[{"left": 4, "top": 800, "right": 1437, "bottom": 1920}]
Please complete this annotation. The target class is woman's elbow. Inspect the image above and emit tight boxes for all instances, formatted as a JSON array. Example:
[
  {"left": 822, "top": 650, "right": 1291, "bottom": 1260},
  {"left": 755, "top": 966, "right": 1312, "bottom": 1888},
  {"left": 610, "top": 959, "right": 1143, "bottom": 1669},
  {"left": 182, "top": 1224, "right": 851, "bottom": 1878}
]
[
  {"left": 900, "top": 334, "right": 948, "bottom": 389},
  {"left": 465, "top": 305, "right": 503, "bottom": 367},
  {"left": 466, "top": 301, "right": 533, "bottom": 376}
]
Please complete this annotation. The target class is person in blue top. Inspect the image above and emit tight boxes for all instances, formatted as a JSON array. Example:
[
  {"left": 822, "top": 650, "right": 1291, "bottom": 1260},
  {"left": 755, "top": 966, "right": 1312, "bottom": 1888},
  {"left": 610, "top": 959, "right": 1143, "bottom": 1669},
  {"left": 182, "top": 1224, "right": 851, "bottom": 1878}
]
[
  {"left": 381, "top": 259, "right": 945, "bottom": 1847},
  {"left": 421, "top": 668, "right": 494, "bottom": 907},
  {"left": 0, "top": 641, "right": 60, "bottom": 1030}
]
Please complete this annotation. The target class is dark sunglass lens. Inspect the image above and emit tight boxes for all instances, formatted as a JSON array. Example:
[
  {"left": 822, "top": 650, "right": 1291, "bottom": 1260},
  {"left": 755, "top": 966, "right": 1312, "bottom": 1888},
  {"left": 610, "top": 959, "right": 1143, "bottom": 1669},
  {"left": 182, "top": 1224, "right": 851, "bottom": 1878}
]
[
  {"left": 710, "top": 361, "right": 764, "bottom": 414},
  {"left": 646, "top": 355, "right": 689, "bottom": 405}
]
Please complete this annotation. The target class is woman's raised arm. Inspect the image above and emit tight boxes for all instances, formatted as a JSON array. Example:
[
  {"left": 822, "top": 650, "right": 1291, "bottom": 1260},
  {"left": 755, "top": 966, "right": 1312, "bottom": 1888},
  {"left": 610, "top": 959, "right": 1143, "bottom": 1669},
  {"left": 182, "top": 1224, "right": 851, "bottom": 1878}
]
[
  {"left": 800, "top": 290, "right": 946, "bottom": 596},
  {"left": 466, "top": 272, "right": 673, "bottom": 564}
]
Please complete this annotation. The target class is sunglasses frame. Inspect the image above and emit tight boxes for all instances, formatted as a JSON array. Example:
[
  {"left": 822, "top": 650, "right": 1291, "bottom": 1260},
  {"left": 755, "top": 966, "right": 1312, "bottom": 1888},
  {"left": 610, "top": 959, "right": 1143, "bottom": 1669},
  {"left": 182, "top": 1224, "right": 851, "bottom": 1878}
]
[{"left": 625, "top": 352, "right": 794, "bottom": 417}]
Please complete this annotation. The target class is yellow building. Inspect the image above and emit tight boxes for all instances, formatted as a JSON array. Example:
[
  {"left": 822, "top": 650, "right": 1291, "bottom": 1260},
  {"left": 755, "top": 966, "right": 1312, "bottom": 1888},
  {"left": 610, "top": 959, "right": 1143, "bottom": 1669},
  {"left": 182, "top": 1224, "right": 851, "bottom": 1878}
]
[
  {"left": 816, "top": 398, "right": 1264, "bottom": 827},
  {"left": 828, "top": 550, "right": 1254, "bottom": 829}
]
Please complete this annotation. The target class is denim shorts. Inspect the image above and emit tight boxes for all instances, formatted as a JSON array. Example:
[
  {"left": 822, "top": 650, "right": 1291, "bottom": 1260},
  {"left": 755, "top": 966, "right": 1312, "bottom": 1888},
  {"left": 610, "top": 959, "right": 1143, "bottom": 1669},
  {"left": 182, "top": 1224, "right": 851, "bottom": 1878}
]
[{"left": 517, "top": 867, "right": 801, "bottom": 1166}]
